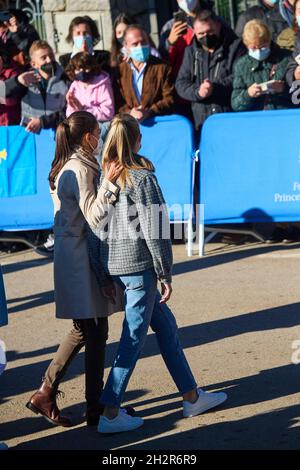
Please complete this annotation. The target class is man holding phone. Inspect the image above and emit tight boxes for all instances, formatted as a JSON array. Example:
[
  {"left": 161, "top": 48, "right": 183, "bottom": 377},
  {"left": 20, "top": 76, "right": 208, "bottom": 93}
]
[
  {"left": 0, "top": 9, "right": 39, "bottom": 65},
  {"left": 159, "top": 1, "right": 214, "bottom": 77}
]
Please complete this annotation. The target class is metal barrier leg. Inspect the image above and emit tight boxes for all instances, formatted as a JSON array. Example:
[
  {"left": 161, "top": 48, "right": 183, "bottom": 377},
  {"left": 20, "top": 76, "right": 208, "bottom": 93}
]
[
  {"left": 187, "top": 218, "right": 193, "bottom": 257},
  {"left": 199, "top": 222, "right": 205, "bottom": 257}
]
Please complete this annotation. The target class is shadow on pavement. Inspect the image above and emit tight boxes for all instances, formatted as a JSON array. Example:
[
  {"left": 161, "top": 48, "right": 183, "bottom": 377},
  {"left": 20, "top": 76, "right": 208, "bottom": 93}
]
[
  {"left": 173, "top": 243, "right": 300, "bottom": 276},
  {"left": 2, "top": 302, "right": 300, "bottom": 399},
  {"left": 7, "top": 291, "right": 54, "bottom": 314}
]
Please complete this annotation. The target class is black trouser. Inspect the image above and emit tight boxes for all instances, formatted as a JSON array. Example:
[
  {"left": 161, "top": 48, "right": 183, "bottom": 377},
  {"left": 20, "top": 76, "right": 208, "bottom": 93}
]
[{"left": 44, "top": 318, "right": 108, "bottom": 409}]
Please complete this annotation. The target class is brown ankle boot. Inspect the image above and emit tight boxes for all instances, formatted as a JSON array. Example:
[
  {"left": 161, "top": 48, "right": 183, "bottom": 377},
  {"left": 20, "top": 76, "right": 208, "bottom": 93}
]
[{"left": 26, "top": 382, "right": 72, "bottom": 427}]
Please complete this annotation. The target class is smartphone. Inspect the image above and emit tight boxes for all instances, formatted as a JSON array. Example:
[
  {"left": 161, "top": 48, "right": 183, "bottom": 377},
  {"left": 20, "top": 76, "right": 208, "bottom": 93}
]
[
  {"left": 173, "top": 11, "right": 188, "bottom": 35},
  {"left": 258, "top": 80, "right": 276, "bottom": 94}
]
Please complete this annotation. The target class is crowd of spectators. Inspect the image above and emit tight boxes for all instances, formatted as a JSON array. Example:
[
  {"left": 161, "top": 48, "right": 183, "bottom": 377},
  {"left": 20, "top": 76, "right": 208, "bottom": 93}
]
[
  {"left": 1, "top": 0, "right": 300, "bottom": 246},
  {"left": 1, "top": 1, "right": 300, "bottom": 133}
]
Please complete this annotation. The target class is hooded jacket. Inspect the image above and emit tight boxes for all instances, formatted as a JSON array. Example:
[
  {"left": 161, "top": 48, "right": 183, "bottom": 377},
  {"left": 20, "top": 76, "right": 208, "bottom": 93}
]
[{"left": 66, "top": 72, "right": 115, "bottom": 122}]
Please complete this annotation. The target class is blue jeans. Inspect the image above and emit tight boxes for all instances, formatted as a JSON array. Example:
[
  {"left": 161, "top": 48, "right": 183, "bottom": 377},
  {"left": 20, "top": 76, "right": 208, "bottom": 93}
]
[{"left": 100, "top": 269, "right": 197, "bottom": 408}]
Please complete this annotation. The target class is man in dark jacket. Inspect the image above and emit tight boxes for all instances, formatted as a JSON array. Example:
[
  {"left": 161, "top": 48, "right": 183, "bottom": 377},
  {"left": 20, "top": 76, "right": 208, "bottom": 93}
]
[
  {"left": 235, "top": 0, "right": 288, "bottom": 40},
  {"left": 175, "top": 9, "right": 246, "bottom": 130}
]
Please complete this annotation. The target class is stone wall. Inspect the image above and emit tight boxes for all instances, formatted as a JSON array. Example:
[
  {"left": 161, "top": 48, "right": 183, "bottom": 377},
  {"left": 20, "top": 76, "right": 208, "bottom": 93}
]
[{"left": 43, "top": 0, "right": 158, "bottom": 54}]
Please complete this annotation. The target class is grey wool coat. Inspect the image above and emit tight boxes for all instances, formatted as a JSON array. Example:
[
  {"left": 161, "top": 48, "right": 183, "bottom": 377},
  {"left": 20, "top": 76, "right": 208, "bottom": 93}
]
[{"left": 51, "top": 150, "right": 124, "bottom": 320}]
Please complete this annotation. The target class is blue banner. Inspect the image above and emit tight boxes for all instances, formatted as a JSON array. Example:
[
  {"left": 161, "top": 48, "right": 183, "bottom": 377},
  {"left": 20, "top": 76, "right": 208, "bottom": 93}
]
[
  {"left": 0, "top": 128, "right": 55, "bottom": 231},
  {"left": 0, "top": 126, "right": 37, "bottom": 198},
  {"left": 0, "top": 117, "right": 194, "bottom": 231},
  {"left": 140, "top": 115, "right": 195, "bottom": 222},
  {"left": 200, "top": 109, "right": 300, "bottom": 224}
]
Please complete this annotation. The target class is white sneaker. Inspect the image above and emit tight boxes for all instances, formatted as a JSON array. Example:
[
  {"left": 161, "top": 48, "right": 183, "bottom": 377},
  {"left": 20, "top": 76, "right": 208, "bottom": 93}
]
[
  {"left": 183, "top": 388, "right": 227, "bottom": 418},
  {"left": 97, "top": 411, "right": 144, "bottom": 434}
]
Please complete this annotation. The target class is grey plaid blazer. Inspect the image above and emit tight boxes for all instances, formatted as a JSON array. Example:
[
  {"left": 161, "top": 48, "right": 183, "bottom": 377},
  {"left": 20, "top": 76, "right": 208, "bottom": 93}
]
[{"left": 88, "top": 166, "right": 173, "bottom": 284}]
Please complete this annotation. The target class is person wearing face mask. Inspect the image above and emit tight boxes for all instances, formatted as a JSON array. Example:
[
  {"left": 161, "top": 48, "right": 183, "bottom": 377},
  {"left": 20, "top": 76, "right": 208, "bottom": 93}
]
[
  {"left": 235, "top": 0, "right": 288, "bottom": 41},
  {"left": 159, "top": 0, "right": 214, "bottom": 75},
  {"left": 65, "top": 52, "right": 115, "bottom": 123},
  {"left": 176, "top": 9, "right": 245, "bottom": 132},
  {"left": 110, "top": 13, "right": 135, "bottom": 68},
  {"left": 113, "top": 24, "right": 174, "bottom": 122},
  {"left": 232, "top": 19, "right": 292, "bottom": 112},
  {"left": 59, "top": 16, "right": 111, "bottom": 74},
  {"left": 285, "top": 0, "right": 300, "bottom": 86},
  {"left": 25, "top": 111, "right": 137, "bottom": 427},
  {"left": 110, "top": 12, "right": 160, "bottom": 68},
  {"left": 4, "top": 40, "right": 68, "bottom": 134}
]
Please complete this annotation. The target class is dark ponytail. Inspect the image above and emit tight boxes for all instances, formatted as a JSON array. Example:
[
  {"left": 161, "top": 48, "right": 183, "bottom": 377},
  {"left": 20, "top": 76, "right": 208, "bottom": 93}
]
[{"left": 49, "top": 111, "right": 98, "bottom": 190}]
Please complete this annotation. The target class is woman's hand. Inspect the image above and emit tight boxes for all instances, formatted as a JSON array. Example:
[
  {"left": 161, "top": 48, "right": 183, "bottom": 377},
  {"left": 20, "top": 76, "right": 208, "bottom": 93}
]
[
  {"left": 105, "top": 161, "right": 123, "bottom": 183},
  {"left": 102, "top": 283, "right": 116, "bottom": 304},
  {"left": 160, "top": 283, "right": 172, "bottom": 304},
  {"left": 248, "top": 83, "right": 263, "bottom": 98}
]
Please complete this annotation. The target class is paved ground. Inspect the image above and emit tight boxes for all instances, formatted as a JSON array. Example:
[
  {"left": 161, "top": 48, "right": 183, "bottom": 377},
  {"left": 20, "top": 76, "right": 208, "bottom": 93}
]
[{"left": 1, "top": 239, "right": 300, "bottom": 450}]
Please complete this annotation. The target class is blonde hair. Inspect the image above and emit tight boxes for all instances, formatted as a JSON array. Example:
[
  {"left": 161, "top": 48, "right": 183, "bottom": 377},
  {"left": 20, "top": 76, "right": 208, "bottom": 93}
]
[
  {"left": 102, "top": 114, "right": 154, "bottom": 189},
  {"left": 29, "top": 40, "right": 53, "bottom": 59},
  {"left": 243, "top": 19, "right": 271, "bottom": 47}
]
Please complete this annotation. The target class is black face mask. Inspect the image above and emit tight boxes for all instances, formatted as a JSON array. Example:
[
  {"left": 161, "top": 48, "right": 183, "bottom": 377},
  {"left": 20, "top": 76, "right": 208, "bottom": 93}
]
[
  {"left": 198, "top": 34, "right": 219, "bottom": 50},
  {"left": 74, "top": 71, "right": 94, "bottom": 82},
  {"left": 40, "top": 62, "right": 56, "bottom": 78},
  {"left": 117, "top": 36, "right": 124, "bottom": 46}
]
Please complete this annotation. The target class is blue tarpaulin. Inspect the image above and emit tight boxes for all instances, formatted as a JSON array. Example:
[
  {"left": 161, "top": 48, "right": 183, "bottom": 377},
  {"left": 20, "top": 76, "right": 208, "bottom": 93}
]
[
  {"left": 140, "top": 115, "right": 195, "bottom": 222},
  {"left": 0, "top": 126, "right": 37, "bottom": 198},
  {"left": 200, "top": 109, "right": 300, "bottom": 224}
]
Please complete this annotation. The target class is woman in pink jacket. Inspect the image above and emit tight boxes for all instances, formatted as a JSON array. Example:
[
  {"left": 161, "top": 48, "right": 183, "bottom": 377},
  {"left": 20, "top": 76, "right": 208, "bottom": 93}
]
[{"left": 65, "top": 52, "right": 115, "bottom": 122}]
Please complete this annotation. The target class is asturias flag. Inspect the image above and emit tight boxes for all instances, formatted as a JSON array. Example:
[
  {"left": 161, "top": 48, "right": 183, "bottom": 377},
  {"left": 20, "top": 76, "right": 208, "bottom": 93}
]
[{"left": 0, "top": 126, "right": 37, "bottom": 198}]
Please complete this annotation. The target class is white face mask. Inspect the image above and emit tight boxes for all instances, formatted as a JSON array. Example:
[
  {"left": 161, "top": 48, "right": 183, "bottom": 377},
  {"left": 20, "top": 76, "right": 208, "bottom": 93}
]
[
  {"left": 177, "top": 0, "right": 198, "bottom": 15},
  {"left": 89, "top": 134, "right": 103, "bottom": 159}
]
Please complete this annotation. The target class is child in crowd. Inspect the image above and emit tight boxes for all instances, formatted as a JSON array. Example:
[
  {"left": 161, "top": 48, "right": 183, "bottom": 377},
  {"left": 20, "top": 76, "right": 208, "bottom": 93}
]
[{"left": 65, "top": 52, "right": 115, "bottom": 123}]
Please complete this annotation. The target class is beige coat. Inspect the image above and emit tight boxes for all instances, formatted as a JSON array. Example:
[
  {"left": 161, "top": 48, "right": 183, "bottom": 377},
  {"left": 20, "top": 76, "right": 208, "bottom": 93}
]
[{"left": 51, "top": 150, "right": 124, "bottom": 320}]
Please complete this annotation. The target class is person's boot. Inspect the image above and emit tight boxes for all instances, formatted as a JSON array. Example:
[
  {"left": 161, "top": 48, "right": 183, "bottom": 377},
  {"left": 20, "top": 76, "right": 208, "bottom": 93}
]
[{"left": 26, "top": 382, "right": 72, "bottom": 427}]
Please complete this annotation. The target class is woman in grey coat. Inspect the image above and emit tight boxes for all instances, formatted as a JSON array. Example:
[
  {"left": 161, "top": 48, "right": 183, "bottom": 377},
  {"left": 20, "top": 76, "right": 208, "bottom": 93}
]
[{"left": 26, "top": 111, "right": 129, "bottom": 427}]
